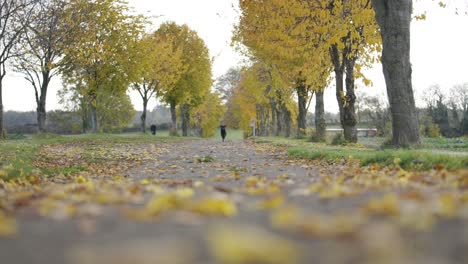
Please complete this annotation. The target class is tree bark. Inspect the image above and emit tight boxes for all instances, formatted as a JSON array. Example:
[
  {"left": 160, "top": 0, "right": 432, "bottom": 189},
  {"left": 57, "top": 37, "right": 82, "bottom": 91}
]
[
  {"left": 343, "top": 58, "right": 358, "bottom": 143},
  {"left": 170, "top": 101, "right": 177, "bottom": 136},
  {"left": 36, "top": 72, "right": 50, "bottom": 133},
  {"left": 37, "top": 102, "right": 47, "bottom": 133},
  {"left": 330, "top": 45, "right": 346, "bottom": 137},
  {"left": 181, "top": 103, "right": 190, "bottom": 137},
  {"left": 141, "top": 98, "right": 148, "bottom": 133},
  {"left": 283, "top": 104, "right": 291, "bottom": 138},
  {"left": 276, "top": 106, "right": 283, "bottom": 137},
  {"left": 296, "top": 81, "right": 308, "bottom": 136},
  {"left": 0, "top": 76, "right": 4, "bottom": 139},
  {"left": 80, "top": 96, "right": 90, "bottom": 133},
  {"left": 372, "top": 0, "right": 420, "bottom": 147},
  {"left": 271, "top": 100, "right": 278, "bottom": 136},
  {"left": 257, "top": 105, "right": 267, "bottom": 136},
  {"left": 90, "top": 104, "right": 98, "bottom": 133},
  {"left": 315, "top": 90, "right": 326, "bottom": 141},
  {"left": 30, "top": 70, "right": 50, "bottom": 133}
]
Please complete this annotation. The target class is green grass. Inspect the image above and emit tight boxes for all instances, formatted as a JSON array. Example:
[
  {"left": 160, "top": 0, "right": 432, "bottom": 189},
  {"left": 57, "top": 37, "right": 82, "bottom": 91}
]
[
  {"left": 258, "top": 136, "right": 468, "bottom": 171},
  {"left": 0, "top": 132, "right": 190, "bottom": 180},
  {"left": 209, "top": 129, "right": 244, "bottom": 141}
]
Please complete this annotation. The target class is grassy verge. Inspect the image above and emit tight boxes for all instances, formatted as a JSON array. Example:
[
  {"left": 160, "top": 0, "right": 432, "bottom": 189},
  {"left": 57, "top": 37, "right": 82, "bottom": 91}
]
[
  {"left": 209, "top": 129, "right": 244, "bottom": 141},
  {"left": 256, "top": 137, "right": 468, "bottom": 171},
  {"left": 0, "top": 132, "right": 190, "bottom": 180}
]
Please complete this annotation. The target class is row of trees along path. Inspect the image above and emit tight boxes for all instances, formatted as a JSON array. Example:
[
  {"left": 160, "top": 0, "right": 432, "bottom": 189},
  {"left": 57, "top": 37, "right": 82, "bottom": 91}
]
[{"left": 0, "top": 0, "right": 441, "bottom": 148}]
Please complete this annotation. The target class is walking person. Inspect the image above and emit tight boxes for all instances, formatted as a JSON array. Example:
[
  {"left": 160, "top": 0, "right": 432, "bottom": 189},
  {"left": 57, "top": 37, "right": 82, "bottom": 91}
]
[
  {"left": 150, "top": 124, "right": 157, "bottom": 135},
  {"left": 220, "top": 124, "right": 227, "bottom": 142}
]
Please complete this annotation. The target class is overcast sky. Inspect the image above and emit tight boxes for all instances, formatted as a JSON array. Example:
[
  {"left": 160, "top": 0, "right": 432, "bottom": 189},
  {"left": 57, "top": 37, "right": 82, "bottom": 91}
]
[{"left": 3, "top": 0, "right": 468, "bottom": 113}]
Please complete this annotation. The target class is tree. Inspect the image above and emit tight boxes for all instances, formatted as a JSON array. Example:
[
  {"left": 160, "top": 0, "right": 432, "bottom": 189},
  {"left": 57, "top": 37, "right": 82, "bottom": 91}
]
[
  {"left": 60, "top": 0, "right": 145, "bottom": 133},
  {"left": 372, "top": 0, "right": 420, "bottom": 146},
  {"left": 58, "top": 75, "right": 135, "bottom": 133},
  {"left": 96, "top": 90, "right": 135, "bottom": 133},
  {"left": 191, "top": 92, "right": 224, "bottom": 138},
  {"left": 235, "top": 0, "right": 330, "bottom": 138},
  {"left": 235, "top": 0, "right": 380, "bottom": 141},
  {"left": 131, "top": 32, "right": 184, "bottom": 133},
  {"left": 448, "top": 83, "right": 468, "bottom": 135},
  {"left": 214, "top": 67, "right": 241, "bottom": 102},
  {"left": 320, "top": 0, "right": 381, "bottom": 143},
  {"left": 14, "top": 0, "right": 68, "bottom": 133},
  {"left": 0, "top": 0, "right": 35, "bottom": 138},
  {"left": 155, "top": 22, "right": 212, "bottom": 136},
  {"left": 228, "top": 62, "right": 296, "bottom": 137},
  {"left": 357, "top": 92, "right": 391, "bottom": 136}
]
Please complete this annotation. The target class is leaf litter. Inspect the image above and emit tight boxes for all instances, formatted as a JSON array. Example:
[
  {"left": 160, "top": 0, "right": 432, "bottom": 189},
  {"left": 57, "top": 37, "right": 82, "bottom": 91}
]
[{"left": 0, "top": 139, "right": 467, "bottom": 263}]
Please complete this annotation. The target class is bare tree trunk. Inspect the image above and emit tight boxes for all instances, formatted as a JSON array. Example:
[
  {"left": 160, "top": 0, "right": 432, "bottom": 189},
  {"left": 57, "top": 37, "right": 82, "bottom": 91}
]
[
  {"left": 257, "top": 105, "right": 267, "bottom": 136},
  {"left": 343, "top": 58, "right": 358, "bottom": 143},
  {"left": 36, "top": 72, "right": 50, "bottom": 133},
  {"left": 37, "top": 102, "right": 47, "bottom": 133},
  {"left": 0, "top": 75, "right": 4, "bottom": 139},
  {"left": 284, "top": 105, "right": 291, "bottom": 138},
  {"left": 141, "top": 98, "right": 148, "bottom": 133},
  {"left": 330, "top": 45, "right": 346, "bottom": 139},
  {"left": 181, "top": 103, "right": 190, "bottom": 137},
  {"left": 80, "top": 96, "right": 90, "bottom": 133},
  {"left": 276, "top": 106, "right": 283, "bottom": 137},
  {"left": 372, "top": 0, "right": 420, "bottom": 147},
  {"left": 271, "top": 100, "right": 277, "bottom": 136},
  {"left": 296, "top": 82, "right": 308, "bottom": 136},
  {"left": 315, "top": 90, "right": 326, "bottom": 141},
  {"left": 170, "top": 101, "right": 177, "bottom": 136},
  {"left": 90, "top": 104, "right": 98, "bottom": 133}
]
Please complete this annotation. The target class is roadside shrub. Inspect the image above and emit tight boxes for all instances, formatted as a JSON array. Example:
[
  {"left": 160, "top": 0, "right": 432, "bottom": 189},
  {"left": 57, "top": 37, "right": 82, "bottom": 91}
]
[
  {"left": 331, "top": 133, "right": 347, "bottom": 146},
  {"left": 420, "top": 115, "right": 441, "bottom": 138},
  {"left": 308, "top": 130, "right": 325, "bottom": 143},
  {"left": 7, "top": 133, "right": 27, "bottom": 140}
]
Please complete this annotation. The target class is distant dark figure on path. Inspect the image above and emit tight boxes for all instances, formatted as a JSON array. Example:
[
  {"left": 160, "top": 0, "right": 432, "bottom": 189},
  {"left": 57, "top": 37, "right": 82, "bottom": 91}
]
[
  {"left": 220, "top": 125, "right": 227, "bottom": 142},
  {"left": 150, "top": 124, "right": 157, "bottom": 135}
]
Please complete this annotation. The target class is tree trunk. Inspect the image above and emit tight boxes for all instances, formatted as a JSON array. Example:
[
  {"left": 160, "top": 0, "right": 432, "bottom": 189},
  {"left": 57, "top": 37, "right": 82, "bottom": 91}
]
[
  {"left": 37, "top": 102, "right": 47, "bottom": 133},
  {"left": 257, "top": 105, "right": 267, "bottom": 136},
  {"left": 315, "top": 90, "right": 326, "bottom": 141},
  {"left": 296, "top": 82, "right": 308, "bottom": 136},
  {"left": 284, "top": 105, "right": 291, "bottom": 138},
  {"left": 372, "top": 0, "right": 420, "bottom": 147},
  {"left": 36, "top": 72, "right": 50, "bottom": 133},
  {"left": 0, "top": 66, "right": 6, "bottom": 139},
  {"left": 141, "top": 98, "right": 148, "bottom": 133},
  {"left": 343, "top": 58, "right": 358, "bottom": 143},
  {"left": 170, "top": 101, "right": 177, "bottom": 136},
  {"left": 90, "top": 104, "right": 98, "bottom": 133},
  {"left": 330, "top": 45, "right": 346, "bottom": 139},
  {"left": 0, "top": 78, "right": 4, "bottom": 139},
  {"left": 276, "top": 106, "right": 283, "bottom": 137},
  {"left": 181, "top": 103, "right": 190, "bottom": 137},
  {"left": 80, "top": 97, "right": 89, "bottom": 133},
  {"left": 271, "top": 100, "right": 278, "bottom": 136}
]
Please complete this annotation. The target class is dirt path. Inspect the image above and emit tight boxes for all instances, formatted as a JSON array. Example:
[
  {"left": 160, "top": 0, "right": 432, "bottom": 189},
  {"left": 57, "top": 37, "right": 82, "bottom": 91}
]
[{"left": 1, "top": 139, "right": 467, "bottom": 264}]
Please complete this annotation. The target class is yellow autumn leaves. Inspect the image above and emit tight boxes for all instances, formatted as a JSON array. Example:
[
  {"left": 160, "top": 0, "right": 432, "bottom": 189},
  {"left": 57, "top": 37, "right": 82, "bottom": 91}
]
[
  {"left": 125, "top": 187, "right": 237, "bottom": 220},
  {"left": 1, "top": 139, "right": 468, "bottom": 264}
]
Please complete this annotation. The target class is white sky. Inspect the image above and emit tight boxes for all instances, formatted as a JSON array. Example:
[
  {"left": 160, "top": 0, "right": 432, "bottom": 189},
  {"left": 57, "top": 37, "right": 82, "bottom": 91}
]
[{"left": 3, "top": 0, "right": 468, "bottom": 113}]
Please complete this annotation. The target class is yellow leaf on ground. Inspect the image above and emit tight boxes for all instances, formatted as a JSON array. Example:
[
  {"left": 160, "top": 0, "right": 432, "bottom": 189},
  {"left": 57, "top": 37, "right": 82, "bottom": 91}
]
[
  {"left": 0, "top": 213, "right": 16, "bottom": 237},
  {"left": 256, "top": 196, "right": 285, "bottom": 210},
  {"left": 365, "top": 194, "right": 400, "bottom": 216},
  {"left": 207, "top": 224, "right": 302, "bottom": 264},
  {"left": 190, "top": 197, "right": 237, "bottom": 217}
]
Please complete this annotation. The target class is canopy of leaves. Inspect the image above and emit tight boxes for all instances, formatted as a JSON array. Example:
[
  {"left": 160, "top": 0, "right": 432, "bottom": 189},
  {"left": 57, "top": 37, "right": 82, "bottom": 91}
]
[
  {"left": 60, "top": 0, "right": 147, "bottom": 102},
  {"left": 155, "top": 22, "right": 212, "bottom": 109}
]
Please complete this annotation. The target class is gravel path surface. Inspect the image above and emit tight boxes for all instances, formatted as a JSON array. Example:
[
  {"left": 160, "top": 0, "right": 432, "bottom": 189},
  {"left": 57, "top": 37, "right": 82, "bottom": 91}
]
[{"left": 1, "top": 139, "right": 467, "bottom": 264}]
